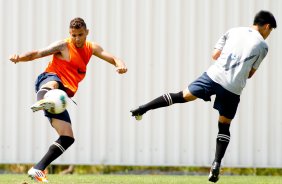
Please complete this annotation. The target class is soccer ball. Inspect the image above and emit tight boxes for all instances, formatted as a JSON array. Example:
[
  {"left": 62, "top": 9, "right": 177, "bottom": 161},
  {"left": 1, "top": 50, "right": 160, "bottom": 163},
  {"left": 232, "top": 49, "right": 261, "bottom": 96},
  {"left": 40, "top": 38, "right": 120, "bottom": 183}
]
[{"left": 44, "top": 89, "right": 68, "bottom": 114}]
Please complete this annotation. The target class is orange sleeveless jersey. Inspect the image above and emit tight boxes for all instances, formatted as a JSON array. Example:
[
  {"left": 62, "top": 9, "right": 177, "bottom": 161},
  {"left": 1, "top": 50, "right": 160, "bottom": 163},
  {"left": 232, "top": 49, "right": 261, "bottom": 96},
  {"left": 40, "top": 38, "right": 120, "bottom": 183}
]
[{"left": 45, "top": 38, "right": 93, "bottom": 97}]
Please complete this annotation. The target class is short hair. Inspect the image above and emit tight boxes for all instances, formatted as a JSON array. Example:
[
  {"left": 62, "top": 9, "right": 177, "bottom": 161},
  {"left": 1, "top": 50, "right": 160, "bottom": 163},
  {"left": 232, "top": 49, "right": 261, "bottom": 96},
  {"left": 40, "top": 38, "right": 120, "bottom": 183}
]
[
  {"left": 253, "top": 10, "right": 277, "bottom": 29},
  {"left": 69, "top": 17, "right": 87, "bottom": 29}
]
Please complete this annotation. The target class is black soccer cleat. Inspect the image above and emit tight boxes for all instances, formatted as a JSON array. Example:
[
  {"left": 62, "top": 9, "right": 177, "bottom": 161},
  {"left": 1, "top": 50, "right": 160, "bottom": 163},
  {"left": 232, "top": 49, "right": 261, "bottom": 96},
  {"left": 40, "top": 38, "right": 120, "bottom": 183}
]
[
  {"left": 130, "top": 107, "right": 145, "bottom": 120},
  {"left": 208, "top": 162, "right": 221, "bottom": 183}
]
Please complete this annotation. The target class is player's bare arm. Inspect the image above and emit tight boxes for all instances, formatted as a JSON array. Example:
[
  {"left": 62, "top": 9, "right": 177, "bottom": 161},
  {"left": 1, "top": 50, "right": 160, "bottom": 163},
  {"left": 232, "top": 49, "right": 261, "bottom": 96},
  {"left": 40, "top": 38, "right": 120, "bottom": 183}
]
[
  {"left": 212, "top": 49, "right": 222, "bottom": 61},
  {"left": 9, "top": 40, "right": 67, "bottom": 64},
  {"left": 92, "top": 42, "right": 127, "bottom": 74}
]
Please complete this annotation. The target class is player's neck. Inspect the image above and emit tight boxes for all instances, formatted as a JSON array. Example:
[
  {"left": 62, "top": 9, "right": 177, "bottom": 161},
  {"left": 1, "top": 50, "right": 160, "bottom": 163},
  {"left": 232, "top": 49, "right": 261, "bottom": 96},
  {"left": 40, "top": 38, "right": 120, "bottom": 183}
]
[
  {"left": 251, "top": 25, "right": 259, "bottom": 32},
  {"left": 251, "top": 25, "right": 266, "bottom": 40}
]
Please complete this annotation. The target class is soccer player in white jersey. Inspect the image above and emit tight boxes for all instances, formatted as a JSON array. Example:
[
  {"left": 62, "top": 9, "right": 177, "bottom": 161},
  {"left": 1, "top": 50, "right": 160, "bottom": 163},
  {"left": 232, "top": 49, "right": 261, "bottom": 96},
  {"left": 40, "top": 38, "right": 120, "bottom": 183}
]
[{"left": 131, "top": 10, "right": 276, "bottom": 183}]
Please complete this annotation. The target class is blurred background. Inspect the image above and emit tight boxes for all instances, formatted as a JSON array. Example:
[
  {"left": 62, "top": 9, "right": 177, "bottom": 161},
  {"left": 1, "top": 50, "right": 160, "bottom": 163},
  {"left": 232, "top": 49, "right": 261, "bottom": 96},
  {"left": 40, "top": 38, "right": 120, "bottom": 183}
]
[{"left": 0, "top": 0, "right": 281, "bottom": 172}]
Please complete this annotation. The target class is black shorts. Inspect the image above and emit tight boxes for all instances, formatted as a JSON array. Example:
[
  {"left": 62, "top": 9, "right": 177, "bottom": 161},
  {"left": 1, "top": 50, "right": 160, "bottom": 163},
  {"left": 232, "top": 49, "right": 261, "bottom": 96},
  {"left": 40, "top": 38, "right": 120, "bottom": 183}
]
[
  {"left": 35, "top": 72, "right": 71, "bottom": 123},
  {"left": 188, "top": 72, "right": 240, "bottom": 119}
]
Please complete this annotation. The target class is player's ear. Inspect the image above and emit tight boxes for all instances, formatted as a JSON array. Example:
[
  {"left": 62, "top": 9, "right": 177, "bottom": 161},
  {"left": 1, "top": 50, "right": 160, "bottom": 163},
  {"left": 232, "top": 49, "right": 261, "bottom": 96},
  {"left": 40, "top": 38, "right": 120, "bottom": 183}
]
[
  {"left": 266, "top": 24, "right": 273, "bottom": 31},
  {"left": 86, "top": 29, "right": 89, "bottom": 35},
  {"left": 263, "top": 24, "right": 271, "bottom": 30}
]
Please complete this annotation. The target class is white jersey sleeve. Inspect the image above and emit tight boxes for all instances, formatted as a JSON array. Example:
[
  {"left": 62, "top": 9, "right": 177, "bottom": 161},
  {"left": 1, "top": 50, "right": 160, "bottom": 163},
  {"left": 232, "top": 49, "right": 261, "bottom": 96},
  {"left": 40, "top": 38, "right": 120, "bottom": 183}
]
[
  {"left": 214, "top": 31, "right": 228, "bottom": 51},
  {"left": 252, "top": 46, "right": 268, "bottom": 69}
]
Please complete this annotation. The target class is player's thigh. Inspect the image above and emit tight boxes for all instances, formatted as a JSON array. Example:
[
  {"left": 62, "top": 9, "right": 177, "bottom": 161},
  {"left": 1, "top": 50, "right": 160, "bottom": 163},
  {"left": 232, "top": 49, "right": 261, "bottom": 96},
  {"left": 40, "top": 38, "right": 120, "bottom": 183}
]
[
  {"left": 214, "top": 86, "right": 240, "bottom": 122},
  {"left": 52, "top": 118, "right": 74, "bottom": 137},
  {"left": 41, "top": 81, "right": 60, "bottom": 89},
  {"left": 35, "top": 73, "right": 62, "bottom": 92},
  {"left": 182, "top": 88, "right": 198, "bottom": 102},
  {"left": 187, "top": 72, "right": 215, "bottom": 102}
]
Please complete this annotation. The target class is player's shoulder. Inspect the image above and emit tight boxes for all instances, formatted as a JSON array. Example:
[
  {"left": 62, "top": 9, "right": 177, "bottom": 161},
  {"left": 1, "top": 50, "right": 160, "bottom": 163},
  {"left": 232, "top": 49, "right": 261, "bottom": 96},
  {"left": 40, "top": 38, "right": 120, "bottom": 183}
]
[
  {"left": 50, "top": 39, "right": 68, "bottom": 48},
  {"left": 85, "top": 41, "right": 101, "bottom": 55},
  {"left": 90, "top": 41, "right": 99, "bottom": 47},
  {"left": 222, "top": 27, "right": 246, "bottom": 38},
  {"left": 227, "top": 27, "right": 249, "bottom": 33},
  {"left": 85, "top": 40, "right": 94, "bottom": 48},
  {"left": 91, "top": 42, "right": 103, "bottom": 50}
]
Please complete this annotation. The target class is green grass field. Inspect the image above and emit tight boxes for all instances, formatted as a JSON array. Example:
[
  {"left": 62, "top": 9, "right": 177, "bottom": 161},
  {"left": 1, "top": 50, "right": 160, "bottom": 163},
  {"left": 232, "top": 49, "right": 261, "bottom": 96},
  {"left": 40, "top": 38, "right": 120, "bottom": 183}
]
[{"left": 0, "top": 174, "right": 282, "bottom": 184}]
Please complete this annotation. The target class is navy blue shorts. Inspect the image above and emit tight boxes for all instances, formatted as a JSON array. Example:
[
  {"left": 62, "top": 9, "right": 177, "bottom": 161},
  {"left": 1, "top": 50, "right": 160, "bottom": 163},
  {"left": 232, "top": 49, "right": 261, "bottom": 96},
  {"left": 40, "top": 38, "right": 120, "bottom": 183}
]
[
  {"left": 35, "top": 72, "right": 71, "bottom": 124},
  {"left": 188, "top": 72, "right": 240, "bottom": 119}
]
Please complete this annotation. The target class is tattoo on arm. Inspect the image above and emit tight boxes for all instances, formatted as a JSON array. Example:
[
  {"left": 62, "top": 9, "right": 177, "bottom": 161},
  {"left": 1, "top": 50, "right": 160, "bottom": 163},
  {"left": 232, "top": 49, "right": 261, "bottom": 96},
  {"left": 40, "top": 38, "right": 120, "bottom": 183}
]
[
  {"left": 39, "top": 41, "right": 66, "bottom": 57},
  {"left": 20, "top": 51, "right": 38, "bottom": 61}
]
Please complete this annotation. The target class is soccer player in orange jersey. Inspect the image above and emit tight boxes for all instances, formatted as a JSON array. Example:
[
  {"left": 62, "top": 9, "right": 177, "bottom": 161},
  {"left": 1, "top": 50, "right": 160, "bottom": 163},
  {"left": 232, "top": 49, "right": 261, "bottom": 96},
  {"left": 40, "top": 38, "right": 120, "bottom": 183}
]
[{"left": 10, "top": 17, "right": 127, "bottom": 182}]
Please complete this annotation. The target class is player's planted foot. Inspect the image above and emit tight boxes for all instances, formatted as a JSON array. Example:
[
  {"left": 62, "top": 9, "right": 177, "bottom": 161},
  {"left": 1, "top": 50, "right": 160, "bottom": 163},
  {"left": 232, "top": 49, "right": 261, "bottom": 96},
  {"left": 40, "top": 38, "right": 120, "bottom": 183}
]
[
  {"left": 208, "top": 161, "right": 221, "bottom": 183},
  {"left": 31, "top": 99, "right": 55, "bottom": 112},
  {"left": 28, "top": 167, "right": 49, "bottom": 183},
  {"left": 130, "top": 107, "right": 146, "bottom": 120}
]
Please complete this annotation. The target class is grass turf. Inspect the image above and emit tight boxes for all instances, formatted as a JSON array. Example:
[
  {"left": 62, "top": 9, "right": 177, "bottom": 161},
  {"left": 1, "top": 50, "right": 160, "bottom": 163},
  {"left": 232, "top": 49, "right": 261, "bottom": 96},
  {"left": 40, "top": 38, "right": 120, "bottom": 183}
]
[{"left": 0, "top": 174, "right": 281, "bottom": 184}]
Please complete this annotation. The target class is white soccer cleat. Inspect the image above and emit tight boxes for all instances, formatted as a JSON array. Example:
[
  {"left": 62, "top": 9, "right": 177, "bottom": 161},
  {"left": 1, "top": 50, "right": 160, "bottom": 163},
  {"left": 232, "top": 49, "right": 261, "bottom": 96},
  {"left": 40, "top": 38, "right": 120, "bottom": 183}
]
[
  {"left": 30, "top": 99, "right": 55, "bottom": 112},
  {"left": 28, "top": 167, "right": 49, "bottom": 183}
]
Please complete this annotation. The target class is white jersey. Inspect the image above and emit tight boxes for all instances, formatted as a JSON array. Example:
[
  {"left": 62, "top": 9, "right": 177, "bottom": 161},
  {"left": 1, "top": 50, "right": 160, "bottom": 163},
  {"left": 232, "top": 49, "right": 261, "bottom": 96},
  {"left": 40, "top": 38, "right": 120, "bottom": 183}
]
[{"left": 206, "top": 27, "right": 268, "bottom": 95}]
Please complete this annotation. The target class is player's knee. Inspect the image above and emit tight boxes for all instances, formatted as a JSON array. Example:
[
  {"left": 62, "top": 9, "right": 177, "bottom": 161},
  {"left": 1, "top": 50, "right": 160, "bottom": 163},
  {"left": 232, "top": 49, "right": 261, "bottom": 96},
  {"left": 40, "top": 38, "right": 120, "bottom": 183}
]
[
  {"left": 56, "top": 136, "right": 75, "bottom": 150},
  {"left": 219, "top": 116, "right": 232, "bottom": 124},
  {"left": 182, "top": 89, "right": 197, "bottom": 102}
]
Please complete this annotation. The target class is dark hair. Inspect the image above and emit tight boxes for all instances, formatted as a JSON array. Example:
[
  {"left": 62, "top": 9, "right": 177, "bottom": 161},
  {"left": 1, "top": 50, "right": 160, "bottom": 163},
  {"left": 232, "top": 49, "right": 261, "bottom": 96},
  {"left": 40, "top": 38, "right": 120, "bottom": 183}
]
[
  {"left": 253, "top": 10, "right": 277, "bottom": 29},
  {"left": 69, "top": 17, "right": 87, "bottom": 29}
]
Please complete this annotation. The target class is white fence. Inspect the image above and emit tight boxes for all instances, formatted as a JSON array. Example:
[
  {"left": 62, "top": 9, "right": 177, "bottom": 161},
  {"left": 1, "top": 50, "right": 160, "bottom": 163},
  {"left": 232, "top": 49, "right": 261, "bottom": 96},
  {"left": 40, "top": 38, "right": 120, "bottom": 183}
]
[{"left": 0, "top": 0, "right": 282, "bottom": 167}]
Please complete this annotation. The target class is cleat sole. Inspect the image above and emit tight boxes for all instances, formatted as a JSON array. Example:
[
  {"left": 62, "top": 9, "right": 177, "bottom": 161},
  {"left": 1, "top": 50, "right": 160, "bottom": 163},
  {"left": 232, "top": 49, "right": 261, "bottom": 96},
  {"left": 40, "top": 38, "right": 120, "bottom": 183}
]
[{"left": 31, "top": 101, "right": 54, "bottom": 112}]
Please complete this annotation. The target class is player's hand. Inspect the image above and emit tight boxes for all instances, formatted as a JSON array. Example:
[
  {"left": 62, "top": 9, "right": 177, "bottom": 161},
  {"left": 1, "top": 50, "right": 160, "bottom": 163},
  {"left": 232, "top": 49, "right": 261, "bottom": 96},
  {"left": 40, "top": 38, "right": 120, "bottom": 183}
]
[
  {"left": 116, "top": 66, "right": 128, "bottom": 74},
  {"left": 9, "top": 54, "right": 20, "bottom": 64}
]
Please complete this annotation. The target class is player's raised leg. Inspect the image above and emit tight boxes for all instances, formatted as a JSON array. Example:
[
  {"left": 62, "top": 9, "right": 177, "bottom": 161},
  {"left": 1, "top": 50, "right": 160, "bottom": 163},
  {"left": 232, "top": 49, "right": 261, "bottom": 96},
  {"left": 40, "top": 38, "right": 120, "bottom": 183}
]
[{"left": 130, "top": 89, "right": 197, "bottom": 120}]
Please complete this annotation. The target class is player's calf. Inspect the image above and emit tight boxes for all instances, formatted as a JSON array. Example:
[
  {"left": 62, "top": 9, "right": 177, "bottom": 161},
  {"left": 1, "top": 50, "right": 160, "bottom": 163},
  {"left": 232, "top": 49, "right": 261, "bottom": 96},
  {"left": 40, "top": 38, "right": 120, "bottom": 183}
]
[{"left": 131, "top": 91, "right": 186, "bottom": 120}]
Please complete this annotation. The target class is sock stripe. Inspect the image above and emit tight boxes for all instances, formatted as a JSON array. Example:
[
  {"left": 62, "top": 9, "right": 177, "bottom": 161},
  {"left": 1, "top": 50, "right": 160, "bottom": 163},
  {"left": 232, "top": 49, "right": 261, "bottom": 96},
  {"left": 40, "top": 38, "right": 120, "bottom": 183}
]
[
  {"left": 167, "top": 94, "right": 173, "bottom": 105},
  {"left": 53, "top": 142, "right": 65, "bottom": 153},
  {"left": 162, "top": 94, "right": 169, "bottom": 105},
  {"left": 165, "top": 94, "right": 173, "bottom": 105},
  {"left": 162, "top": 94, "right": 172, "bottom": 105},
  {"left": 217, "top": 134, "right": 230, "bottom": 139},
  {"left": 217, "top": 134, "right": 230, "bottom": 141}
]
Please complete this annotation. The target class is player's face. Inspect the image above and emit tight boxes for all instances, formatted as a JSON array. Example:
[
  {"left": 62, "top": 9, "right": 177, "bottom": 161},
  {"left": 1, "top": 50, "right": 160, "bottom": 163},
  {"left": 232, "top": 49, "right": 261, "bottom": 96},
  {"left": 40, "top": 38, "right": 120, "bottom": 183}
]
[{"left": 69, "top": 27, "right": 89, "bottom": 48}]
